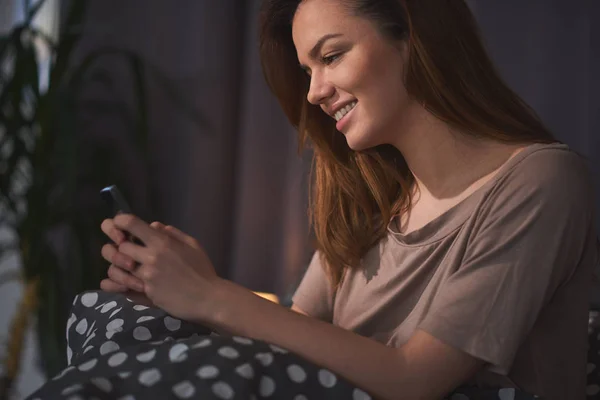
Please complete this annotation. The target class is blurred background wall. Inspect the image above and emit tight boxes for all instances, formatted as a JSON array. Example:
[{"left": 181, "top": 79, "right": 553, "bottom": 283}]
[{"left": 0, "top": 0, "right": 598, "bottom": 397}]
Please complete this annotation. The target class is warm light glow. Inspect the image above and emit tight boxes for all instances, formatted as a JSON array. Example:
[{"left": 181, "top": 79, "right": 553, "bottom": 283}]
[{"left": 253, "top": 292, "right": 280, "bottom": 304}]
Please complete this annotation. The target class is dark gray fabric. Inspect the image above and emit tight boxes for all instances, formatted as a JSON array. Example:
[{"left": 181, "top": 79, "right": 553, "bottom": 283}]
[{"left": 66, "top": 0, "right": 598, "bottom": 301}]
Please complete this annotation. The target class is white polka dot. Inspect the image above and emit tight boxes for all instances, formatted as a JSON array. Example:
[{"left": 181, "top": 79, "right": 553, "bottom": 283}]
[
  {"left": 259, "top": 376, "right": 276, "bottom": 397},
  {"left": 192, "top": 338, "right": 211, "bottom": 348},
  {"left": 173, "top": 380, "right": 196, "bottom": 398},
  {"left": 108, "top": 352, "right": 128, "bottom": 367},
  {"left": 212, "top": 381, "right": 234, "bottom": 399},
  {"left": 100, "top": 341, "right": 120, "bottom": 355},
  {"left": 136, "top": 316, "right": 155, "bottom": 323},
  {"left": 101, "top": 301, "right": 117, "bottom": 313},
  {"left": 218, "top": 346, "right": 239, "bottom": 359},
  {"left": 235, "top": 363, "right": 254, "bottom": 379},
  {"left": 498, "top": 388, "right": 516, "bottom": 400},
  {"left": 133, "top": 326, "right": 152, "bottom": 341},
  {"left": 78, "top": 358, "right": 97, "bottom": 371},
  {"left": 136, "top": 349, "right": 157, "bottom": 363},
  {"left": 62, "top": 384, "right": 82, "bottom": 395},
  {"left": 75, "top": 318, "right": 88, "bottom": 335},
  {"left": 287, "top": 364, "right": 307, "bottom": 383},
  {"left": 139, "top": 368, "right": 162, "bottom": 386},
  {"left": 232, "top": 336, "right": 253, "bottom": 345},
  {"left": 118, "top": 371, "right": 132, "bottom": 379},
  {"left": 83, "top": 346, "right": 94, "bottom": 354},
  {"left": 164, "top": 316, "right": 181, "bottom": 331},
  {"left": 86, "top": 320, "right": 96, "bottom": 336},
  {"left": 294, "top": 395, "right": 308, "bottom": 400},
  {"left": 318, "top": 369, "right": 337, "bottom": 388},
  {"left": 169, "top": 343, "right": 189, "bottom": 362},
  {"left": 197, "top": 365, "right": 219, "bottom": 379},
  {"left": 269, "top": 344, "right": 288, "bottom": 354},
  {"left": 109, "top": 307, "right": 123, "bottom": 319},
  {"left": 91, "top": 377, "right": 113, "bottom": 392},
  {"left": 107, "top": 318, "right": 124, "bottom": 332},
  {"left": 587, "top": 385, "right": 600, "bottom": 396},
  {"left": 82, "top": 330, "right": 96, "bottom": 349},
  {"left": 134, "top": 305, "right": 149, "bottom": 311},
  {"left": 255, "top": 352, "right": 273, "bottom": 366},
  {"left": 353, "top": 388, "right": 372, "bottom": 400},
  {"left": 67, "top": 346, "right": 73, "bottom": 364},
  {"left": 81, "top": 292, "right": 99, "bottom": 307},
  {"left": 66, "top": 314, "right": 77, "bottom": 332},
  {"left": 53, "top": 366, "right": 75, "bottom": 380}
]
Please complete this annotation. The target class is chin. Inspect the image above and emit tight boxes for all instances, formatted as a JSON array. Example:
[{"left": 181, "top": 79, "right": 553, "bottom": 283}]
[{"left": 343, "top": 128, "right": 381, "bottom": 152}]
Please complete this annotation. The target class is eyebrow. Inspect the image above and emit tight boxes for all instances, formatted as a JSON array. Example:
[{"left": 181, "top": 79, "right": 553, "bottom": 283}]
[{"left": 299, "top": 33, "right": 344, "bottom": 70}]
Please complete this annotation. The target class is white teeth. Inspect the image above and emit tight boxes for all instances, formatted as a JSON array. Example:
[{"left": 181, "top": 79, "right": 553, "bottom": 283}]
[{"left": 334, "top": 101, "right": 357, "bottom": 122}]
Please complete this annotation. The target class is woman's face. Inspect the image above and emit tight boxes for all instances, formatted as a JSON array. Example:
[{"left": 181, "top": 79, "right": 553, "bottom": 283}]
[{"left": 292, "top": 0, "right": 413, "bottom": 151}]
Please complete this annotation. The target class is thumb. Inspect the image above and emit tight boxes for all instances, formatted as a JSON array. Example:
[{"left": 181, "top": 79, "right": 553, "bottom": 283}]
[{"left": 163, "top": 225, "right": 201, "bottom": 249}]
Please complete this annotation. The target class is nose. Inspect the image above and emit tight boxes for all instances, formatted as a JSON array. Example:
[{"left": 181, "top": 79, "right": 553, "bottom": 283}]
[{"left": 306, "top": 72, "right": 334, "bottom": 105}]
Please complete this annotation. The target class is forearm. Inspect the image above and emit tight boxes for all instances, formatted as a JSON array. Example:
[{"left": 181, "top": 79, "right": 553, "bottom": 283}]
[{"left": 203, "top": 279, "right": 411, "bottom": 400}]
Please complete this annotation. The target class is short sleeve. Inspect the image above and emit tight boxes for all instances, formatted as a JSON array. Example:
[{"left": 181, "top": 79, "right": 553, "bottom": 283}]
[
  {"left": 419, "top": 150, "right": 596, "bottom": 374},
  {"left": 291, "top": 251, "right": 335, "bottom": 322}
]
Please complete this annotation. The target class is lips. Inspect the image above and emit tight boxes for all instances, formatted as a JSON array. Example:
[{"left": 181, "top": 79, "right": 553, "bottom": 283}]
[
  {"left": 334, "top": 101, "right": 357, "bottom": 122},
  {"left": 335, "top": 102, "right": 357, "bottom": 132}
]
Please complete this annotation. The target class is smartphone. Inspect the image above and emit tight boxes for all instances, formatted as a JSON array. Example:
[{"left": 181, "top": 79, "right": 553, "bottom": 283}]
[
  {"left": 100, "top": 185, "right": 143, "bottom": 245},
  {"left": 100, "top": 185, "right": 133, "bottom": 215}
]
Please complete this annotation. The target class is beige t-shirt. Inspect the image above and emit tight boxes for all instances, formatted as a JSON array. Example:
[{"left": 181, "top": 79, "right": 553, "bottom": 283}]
[{"left": 292, "top": 143, "right": 599, "bottom": 399}]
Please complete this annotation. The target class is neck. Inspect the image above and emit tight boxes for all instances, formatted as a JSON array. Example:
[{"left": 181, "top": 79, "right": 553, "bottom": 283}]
[{"left": 390, "top": 104, "right": 520, "bottom": 199}]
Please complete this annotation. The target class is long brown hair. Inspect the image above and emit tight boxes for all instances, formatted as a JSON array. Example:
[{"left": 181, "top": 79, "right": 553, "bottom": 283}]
[{"left": 258, "top": 0, "right": 556, "bottom": 287}]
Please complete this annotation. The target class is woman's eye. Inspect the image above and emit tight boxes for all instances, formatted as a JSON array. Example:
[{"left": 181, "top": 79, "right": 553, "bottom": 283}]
[{"left": 321, "top": 53, "right": 341, "bottom": 65}]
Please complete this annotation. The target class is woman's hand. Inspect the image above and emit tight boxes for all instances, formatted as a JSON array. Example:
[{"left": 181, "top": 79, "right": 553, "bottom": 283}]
[
  {"left": 105, "top": 214, "right": 219, "bottom": 322},
  {"left": 100, "top": 219, "right": 165, "bottom": 307}
]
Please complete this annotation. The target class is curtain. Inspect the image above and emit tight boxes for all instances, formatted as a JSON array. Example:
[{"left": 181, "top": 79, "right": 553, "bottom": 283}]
[{"left": 67, "top": 0, "right": 598, "bottom": 303}]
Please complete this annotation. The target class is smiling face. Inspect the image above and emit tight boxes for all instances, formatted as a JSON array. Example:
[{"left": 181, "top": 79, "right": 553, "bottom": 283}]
[{"left": 292, "top": 0, "right": 414, "bottom": 151}]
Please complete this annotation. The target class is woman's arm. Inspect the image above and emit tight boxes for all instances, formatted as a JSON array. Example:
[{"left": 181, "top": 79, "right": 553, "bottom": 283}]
[
  {"left": 206, "top": 278, "right": 483, "bottom": 400},
  {"left": 105, "top": 215, "right": 483, "bottom": 400}
]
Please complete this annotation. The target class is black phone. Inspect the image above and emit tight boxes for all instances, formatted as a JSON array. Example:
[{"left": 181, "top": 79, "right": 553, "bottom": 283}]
[
  {"left": 100, "top": 185, "right": 132, "bottom": 215},
  {"left": 100, "top": 185, "right": 143, "bottom": 245}
]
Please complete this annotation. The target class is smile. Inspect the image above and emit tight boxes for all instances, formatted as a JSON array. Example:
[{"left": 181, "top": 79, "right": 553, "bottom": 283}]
[{"left": 334, "top": 101, "right": 357, "bottom": 122}]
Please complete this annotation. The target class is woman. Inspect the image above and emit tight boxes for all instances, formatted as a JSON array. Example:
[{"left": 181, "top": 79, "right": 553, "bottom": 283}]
[{"left": 100, "top": 0, "right": 598, "bottom": 399}]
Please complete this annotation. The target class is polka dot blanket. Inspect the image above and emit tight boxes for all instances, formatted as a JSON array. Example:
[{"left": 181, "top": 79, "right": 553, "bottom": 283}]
[{"left": 26, "top": 290, "right": 540, "bottom": 399}]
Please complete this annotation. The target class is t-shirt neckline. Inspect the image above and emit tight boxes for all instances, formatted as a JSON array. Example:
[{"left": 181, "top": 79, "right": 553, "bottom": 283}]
[{"left": 386, "top": 142, "right": 568, "bottom": 246}]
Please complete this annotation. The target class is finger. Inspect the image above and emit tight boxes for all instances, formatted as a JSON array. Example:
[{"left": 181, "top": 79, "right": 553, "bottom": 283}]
[
  {"left": 150, "top": 221, "right": 165, "bottom": 229},
  {"left": 107, "top": 264, "right": 144, "bottom": 292},
  {"left": 101, "top": 219, "right": 126, "bottom": 245},
  {"left": 101, "top": 244, "right": 137, "bottom": 271},
  {"left": 100, "top": 278, "right": 128, "bottom": 293},
  {"left": 114, "top": 214, "right": 162, "bottom": 245},
  {"left": 118, "top": 240, "right": 151, "bottom": 265},
  {"left": 164, "top": 225, "right": 200, "bottom": 249},
  {"left": 101, "top": 243, "right": 118, "bottom": 264}
]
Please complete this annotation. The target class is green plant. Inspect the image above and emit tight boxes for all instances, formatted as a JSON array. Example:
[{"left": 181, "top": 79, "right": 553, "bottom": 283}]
[
  {"left": 0, "top": 2, "right": 210, "bottom": 396},
  {"left": 0, "top": 0, "right": 151, "bottom": 397}
]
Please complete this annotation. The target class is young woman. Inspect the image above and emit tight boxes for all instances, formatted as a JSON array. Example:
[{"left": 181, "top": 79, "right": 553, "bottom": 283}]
[{"left": 99, "top": 0, "right": 598, "bottom": 399}]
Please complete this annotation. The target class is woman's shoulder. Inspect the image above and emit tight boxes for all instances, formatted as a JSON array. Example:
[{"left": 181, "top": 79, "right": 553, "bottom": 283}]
[{"left": 493, "top": 142, "right": 594, "bottom": 200}]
